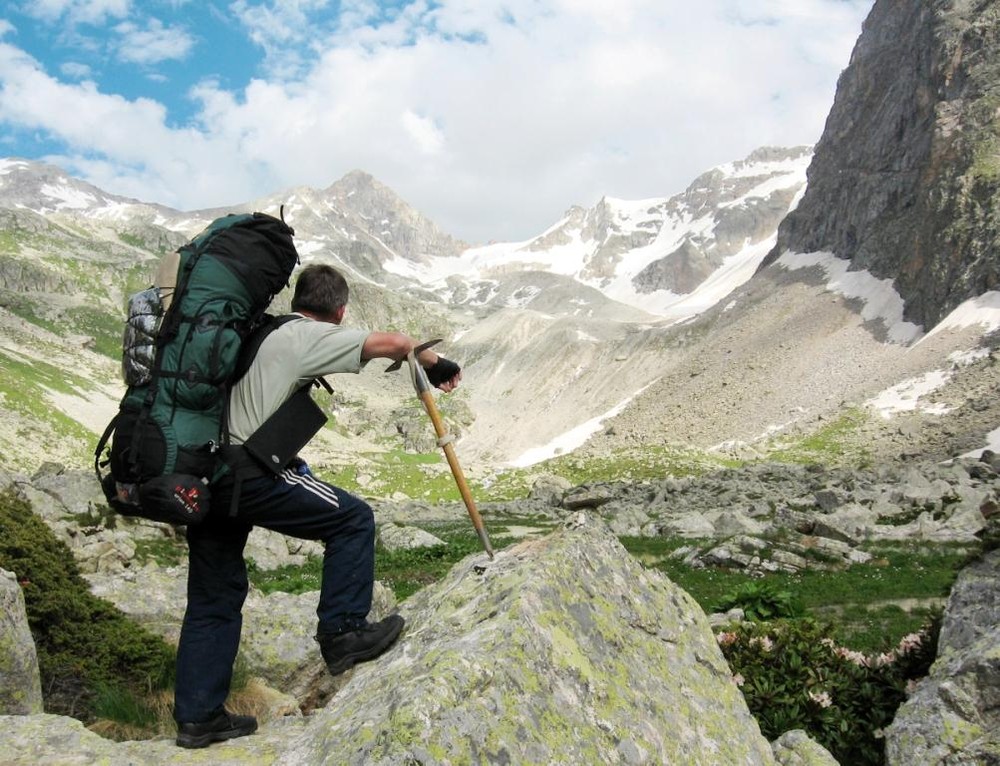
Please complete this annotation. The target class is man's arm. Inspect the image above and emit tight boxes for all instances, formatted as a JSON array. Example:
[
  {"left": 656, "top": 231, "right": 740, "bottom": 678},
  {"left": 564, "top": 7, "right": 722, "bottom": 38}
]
[{"left": 361, "top": 331, "right": 462, "bottom": 392}]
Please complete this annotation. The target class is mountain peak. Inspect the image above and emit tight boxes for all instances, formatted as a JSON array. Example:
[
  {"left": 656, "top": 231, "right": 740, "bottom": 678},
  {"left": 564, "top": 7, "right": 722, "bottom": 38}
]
[{"left": 0, "top": 157, "right": 145, "bottom": 214}]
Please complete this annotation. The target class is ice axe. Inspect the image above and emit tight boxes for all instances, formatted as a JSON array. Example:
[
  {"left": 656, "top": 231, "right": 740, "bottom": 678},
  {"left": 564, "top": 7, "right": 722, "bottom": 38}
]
[{"left": 387, "top": 340, "right": 495, "bottom": 559}]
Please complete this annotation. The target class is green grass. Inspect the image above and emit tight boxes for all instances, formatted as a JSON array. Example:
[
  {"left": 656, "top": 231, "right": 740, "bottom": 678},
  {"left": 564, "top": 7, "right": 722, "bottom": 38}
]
[
  {"left": 92, "top": 682, "right": 160, "bottom": 728},
  {"left": 0, "top": 351, "right": 97, "bottom": 449},
  {"left": 0, "top": 292, "right": 62, "bottom": 335},
  {"left": 535, "top": 445, "right": 739, "bottom": 485},
  {"left": 316, "top": 443, "right": 736, "bottom": 505},
  {"left": 248, "top": 507, "right": 966, "bottom": 655},
  {"left": 763, "top": 408, "right": 872, "bottom": 466},
  {"left": 320, "top": 450, "right": 462, "bottom": 502},
  {"left": 622, "top": 536, "right": 967, "bottom": 652},
  {"left": 249, "top": 520, "right": 523, "bottom": 601},
  {"left": 65, "top": 304, "right": 126, "bottom": 360},
  {"left": 133, "top": 536, "right": 187, "bottom": 568}
]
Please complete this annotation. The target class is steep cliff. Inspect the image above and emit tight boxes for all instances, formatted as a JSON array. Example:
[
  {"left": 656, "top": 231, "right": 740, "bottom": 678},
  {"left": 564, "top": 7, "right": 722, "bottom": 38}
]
[{"left": 761, "top": 0, "right": 1000, "bottom": 330}]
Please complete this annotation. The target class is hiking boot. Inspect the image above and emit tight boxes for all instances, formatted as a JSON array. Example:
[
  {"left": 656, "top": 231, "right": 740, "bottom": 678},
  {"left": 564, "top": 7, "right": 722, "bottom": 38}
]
[
  {"left": 316, "top": 614, "right": 405, "bottom": 676},
  {"left": 176, "top": 708, "right": 257, "bottom": 749}
]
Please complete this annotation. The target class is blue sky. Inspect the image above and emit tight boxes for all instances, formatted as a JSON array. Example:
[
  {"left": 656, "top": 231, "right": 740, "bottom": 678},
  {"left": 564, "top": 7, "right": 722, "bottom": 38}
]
[{"left": 0, "top": 1, "right": 873, "bottom": 243}]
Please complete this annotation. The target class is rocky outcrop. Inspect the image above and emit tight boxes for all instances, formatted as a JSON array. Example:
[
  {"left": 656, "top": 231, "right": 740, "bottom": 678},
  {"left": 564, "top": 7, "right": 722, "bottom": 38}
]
[
  {"left": 0, "top": 568, "right": 43, "bottom": 715},
  {"left": 886, "top": 549, "right": 1000, "bottom": 764},
  {"left": 0, "top": 517, "right": 782, "bottom": 764},
  {"left": 761, "top": 0, "right": 1000, "bottom": 329}
]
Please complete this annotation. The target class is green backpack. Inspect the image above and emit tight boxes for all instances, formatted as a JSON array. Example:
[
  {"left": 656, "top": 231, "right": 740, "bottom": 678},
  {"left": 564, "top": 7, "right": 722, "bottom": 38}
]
[{"left": 95, "top": 211, "right": 300, "bottom": 525}]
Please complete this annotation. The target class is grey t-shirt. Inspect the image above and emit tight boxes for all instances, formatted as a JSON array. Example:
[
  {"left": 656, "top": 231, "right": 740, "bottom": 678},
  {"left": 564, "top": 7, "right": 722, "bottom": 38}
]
[{"left": 228, "top": 314, "right": 370, "bottom": 444}]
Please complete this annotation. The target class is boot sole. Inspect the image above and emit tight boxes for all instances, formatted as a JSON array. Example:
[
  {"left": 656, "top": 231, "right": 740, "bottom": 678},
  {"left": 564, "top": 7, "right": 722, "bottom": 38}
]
[
  {"left": 176, "top": 722, "right": 257, "bottom": 749},
  {"left": 325, "top": 617, "right": 405, "bottom": 676}
]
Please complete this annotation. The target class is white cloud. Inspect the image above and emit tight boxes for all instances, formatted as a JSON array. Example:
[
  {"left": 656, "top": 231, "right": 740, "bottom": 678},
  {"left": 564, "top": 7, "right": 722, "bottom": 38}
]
[
  {"left": 402, "top": 110, "right": 445, "bottom": 155},
  {"left": 0, "top": 0, "right": 874, "bottom": 243},
  {"left": 113, "top": 18, "right": 194, "bottom": 64},
  {"left": 22, "top": 0, "right": 131, "bottom": 25},
  {"left": 59, "top": 60, "right": 92, "bottom": 78}
]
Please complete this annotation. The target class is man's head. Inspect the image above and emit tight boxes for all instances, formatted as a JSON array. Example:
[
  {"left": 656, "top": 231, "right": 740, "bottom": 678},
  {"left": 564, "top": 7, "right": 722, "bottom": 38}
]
[{"left": 292, "top": 264, "right": 349, "bottom": 323}]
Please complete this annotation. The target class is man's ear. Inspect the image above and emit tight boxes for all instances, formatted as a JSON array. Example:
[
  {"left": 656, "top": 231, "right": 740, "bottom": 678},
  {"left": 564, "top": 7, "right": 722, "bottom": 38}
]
[{"left": 332, "top": 305, "right": 346, "bottom": 325}]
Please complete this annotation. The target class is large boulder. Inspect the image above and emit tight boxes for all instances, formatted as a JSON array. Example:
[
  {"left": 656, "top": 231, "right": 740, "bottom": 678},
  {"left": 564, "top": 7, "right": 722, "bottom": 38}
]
[
  {"left": 0, "top": 568, "right": 43, "bottom": 715},
  {"left": 885, "top": 549, "right": 1000, "bottom": 764},
  {"left": 0, "top": 514, "right": 779, "bottom": 764}
]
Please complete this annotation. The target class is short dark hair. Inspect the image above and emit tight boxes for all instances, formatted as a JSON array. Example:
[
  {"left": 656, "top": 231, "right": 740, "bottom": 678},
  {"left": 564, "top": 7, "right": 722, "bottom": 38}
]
[{"left": 291, "top": 264, "right": 350, "bottom": 315}]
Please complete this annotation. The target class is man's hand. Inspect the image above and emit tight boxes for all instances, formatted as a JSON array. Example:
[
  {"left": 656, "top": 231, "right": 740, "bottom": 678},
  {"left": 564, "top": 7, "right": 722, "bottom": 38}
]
[{"left": 426, "top": 357, "right": 462, "bottom": 392}]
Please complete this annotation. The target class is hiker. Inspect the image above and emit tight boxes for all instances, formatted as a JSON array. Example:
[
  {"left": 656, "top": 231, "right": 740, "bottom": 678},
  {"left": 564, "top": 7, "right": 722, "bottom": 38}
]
[{"left": 173, "top": 263, "right": 462, "bottom": 748}]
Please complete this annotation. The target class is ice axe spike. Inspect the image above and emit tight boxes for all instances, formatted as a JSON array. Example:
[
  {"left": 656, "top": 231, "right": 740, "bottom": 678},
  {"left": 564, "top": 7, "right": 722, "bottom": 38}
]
[{"left": 387, "top": 344, "right": 495, "bottom": 559}]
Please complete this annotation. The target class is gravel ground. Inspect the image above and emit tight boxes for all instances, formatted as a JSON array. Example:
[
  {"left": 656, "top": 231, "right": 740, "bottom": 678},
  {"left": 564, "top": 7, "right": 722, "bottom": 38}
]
[{"left": 575, "top": 269, "right": 1000, "bottom": 469}]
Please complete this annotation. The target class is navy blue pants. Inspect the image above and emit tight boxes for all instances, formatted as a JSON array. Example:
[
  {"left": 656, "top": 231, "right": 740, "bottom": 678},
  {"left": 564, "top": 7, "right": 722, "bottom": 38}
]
[{"left": 173, "top": 463, "right": 375, "bottom": 724}]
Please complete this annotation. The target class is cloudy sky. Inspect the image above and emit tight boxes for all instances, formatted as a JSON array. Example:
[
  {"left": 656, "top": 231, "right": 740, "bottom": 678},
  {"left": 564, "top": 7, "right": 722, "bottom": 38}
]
[{"left": 0, "top": 0, "right": 873, "bottom": 243}]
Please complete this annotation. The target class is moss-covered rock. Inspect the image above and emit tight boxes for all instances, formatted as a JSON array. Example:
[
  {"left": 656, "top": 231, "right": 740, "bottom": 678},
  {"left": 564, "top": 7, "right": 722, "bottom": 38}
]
[{"left": 0, "top": 567, "right": 43, "bottom": 714}]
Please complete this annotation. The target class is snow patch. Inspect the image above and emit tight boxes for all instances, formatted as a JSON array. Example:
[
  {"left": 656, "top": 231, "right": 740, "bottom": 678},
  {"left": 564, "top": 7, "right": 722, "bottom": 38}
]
[
  {"left": 920, "top": 291, "right": 1000, "bottom": 343},
  {"left": 865, "top": 370, "right": 953, "bottom": 419},
  {"left": 509, "top": 381, "right": 657, "bottom": 467},
  {"left": 775, "top": 251, "right": 922, "bottom": 344},
  {"left": 39, "top": 182, "right": 97, "bottom": 210},
  {"left": 959, "top": 426, "right": 1000, "bottom": 460},
  {"left": 0, "top": 159, "right": 29, "bottom": 175},
  {"left": 866, "top": 346, "right": 989, "bottom": 420}
]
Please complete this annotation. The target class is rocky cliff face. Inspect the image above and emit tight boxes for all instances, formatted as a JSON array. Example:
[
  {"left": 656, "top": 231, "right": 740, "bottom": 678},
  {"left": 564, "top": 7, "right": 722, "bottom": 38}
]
[{"left": 761, "top": 0, "right": 1000, "bottom": 330}]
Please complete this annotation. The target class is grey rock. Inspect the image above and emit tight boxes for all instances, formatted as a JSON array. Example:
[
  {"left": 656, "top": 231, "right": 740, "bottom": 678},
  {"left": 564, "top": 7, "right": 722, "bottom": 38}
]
[
  {"left": 0, "top": 569, "right": 43, "bottom": 715},
  {"left": 245, "top": 527, "right": 324, "bottom": 570},
  {"left": 811, "top": 504, "right": 873, "bottom": 545},
  {"left": 710, "top": 510, "right": 766, "bottom": 537},
  {"left": 529, "top": 473, "right": 573, "bottom": 507},
  {"left": 937, "top": 549, "right": 1000, "bottom": 657},
  {"left": 813, "top": 489, "right": 844, "bottom": 513},
  {"left": 885, "top": 551, "right": 1000, "bottom": 765},
  {"left": 377, "top": 522, "right": 446, "bottom": 551},
  {"left": 562, "top": 486, "right": 614, "bottom": 510},
  {"left": 772, "top": 729, "right": 840, "bottom": 765}
]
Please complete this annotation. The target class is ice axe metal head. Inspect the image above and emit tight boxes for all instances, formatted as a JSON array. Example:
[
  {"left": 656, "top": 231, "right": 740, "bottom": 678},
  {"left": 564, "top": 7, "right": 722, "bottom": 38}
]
[
  {"left": 386, "top": 340, "right": 494, "bottom": 560},
  {"left": 384, "top": 339, "right": 442, "bottom": 374}
]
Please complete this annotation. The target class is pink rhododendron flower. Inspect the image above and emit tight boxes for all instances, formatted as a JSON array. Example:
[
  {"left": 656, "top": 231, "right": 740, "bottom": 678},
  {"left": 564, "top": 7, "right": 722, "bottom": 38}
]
[{"left": 808, "top": 690, "right": 833, "bottom": 708}]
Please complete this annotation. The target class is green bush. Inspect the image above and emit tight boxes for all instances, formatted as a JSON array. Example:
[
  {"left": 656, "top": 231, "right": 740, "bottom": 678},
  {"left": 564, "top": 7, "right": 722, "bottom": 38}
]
[
  {"left": 717, "top": 618, "right": 939, "bottom": 765},
  {"left": 0, "top": 489, "right": 175, "bottom": 722},
  {"left": 714, "top": 580, "right": 805, "bottom": 621}
]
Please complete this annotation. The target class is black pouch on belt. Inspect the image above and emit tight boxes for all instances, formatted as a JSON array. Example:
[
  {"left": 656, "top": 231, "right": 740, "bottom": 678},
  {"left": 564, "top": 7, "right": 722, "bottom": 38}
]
[{"left": 242, "top": 384, "right": 328, "bottom": 474}]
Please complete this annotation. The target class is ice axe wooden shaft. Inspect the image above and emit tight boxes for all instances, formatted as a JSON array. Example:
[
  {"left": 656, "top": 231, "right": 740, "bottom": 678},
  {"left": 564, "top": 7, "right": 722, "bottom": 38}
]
[{"left": 404, "top": 348, "right": 495, "bottom": 559}]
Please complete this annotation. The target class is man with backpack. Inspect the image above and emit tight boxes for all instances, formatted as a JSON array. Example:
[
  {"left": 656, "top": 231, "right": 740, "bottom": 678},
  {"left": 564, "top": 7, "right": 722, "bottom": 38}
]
[{"left": 173, "top": 263, "right": 463, "bottom": 749}]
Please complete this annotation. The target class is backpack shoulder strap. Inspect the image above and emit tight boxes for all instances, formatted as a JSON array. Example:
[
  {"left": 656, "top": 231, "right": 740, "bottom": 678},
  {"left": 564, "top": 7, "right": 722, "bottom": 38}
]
[
  {"left": 232, "top": 313, "right": 300, "bottom": 383},
  {"left": 232, "top": 313, "right": 334, "bottom": 395}
]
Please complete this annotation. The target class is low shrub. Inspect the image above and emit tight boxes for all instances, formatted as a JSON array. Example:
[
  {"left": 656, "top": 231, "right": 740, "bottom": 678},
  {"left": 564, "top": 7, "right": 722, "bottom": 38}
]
[
  {"left": 0, "top": 489, "right": 175, "bottom": 723},
  {"left": 714, "top": 580, "right": 804, "bottom": 620},
  {"left": 717, "top": 617, "right": 939, "bottom": 765}
]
